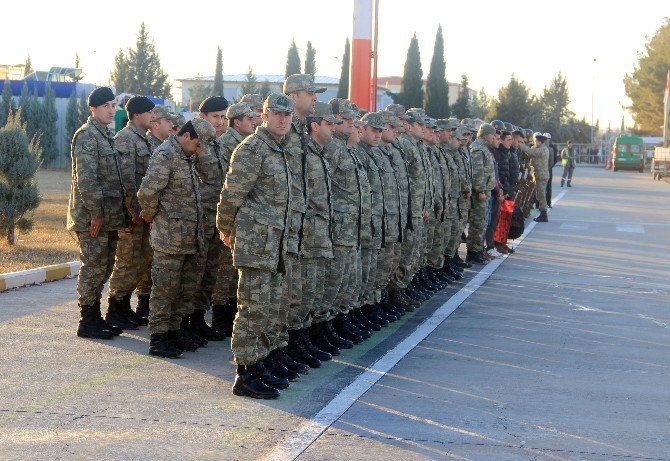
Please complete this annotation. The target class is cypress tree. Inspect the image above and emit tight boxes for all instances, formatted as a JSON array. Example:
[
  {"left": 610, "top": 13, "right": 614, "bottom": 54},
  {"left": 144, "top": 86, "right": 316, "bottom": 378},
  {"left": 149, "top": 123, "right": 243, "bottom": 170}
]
[
  {"left": 79, "top": 91, "right": 89, "bottom": 126},
  {"left": 213, "top": 46, "right": 224, "bottom": 96},
  {"left": 73, "top": 52, "right": 84, "bottom": 82},
  {"left": 424, "top": 25, "right": 449, "bottom": 118},
  {"left": 1, "top": 78, "right": 15, "bottom": 126},
  {"left": 17, "top": 83, "right": 30, "bottom": 128},
  {"left": 285, "top": 40, "right": 301, "bottom": 77},
  {"left": 451, "top": 74, "right": 471, "bottom": 119},
  {"left": 337, "top": 38, "right": 351, "bottom": 99},
  {"left": 41, "top": 83, "right": 58, "bottom": 165},
  {"left": 399, "top": 34, "right": 424, "bottom": 108},
  {"left": 0, "top": 110, "right": 41, "bottom": 244},
  {"left": 240, "top": 67, "right": 260, "bottom": 96},
  {"left": 304, "top": 41, "right": 317, "bottom": 77},
  {"left": 24, "top": 55, "right": 33, "bottom": 77}
]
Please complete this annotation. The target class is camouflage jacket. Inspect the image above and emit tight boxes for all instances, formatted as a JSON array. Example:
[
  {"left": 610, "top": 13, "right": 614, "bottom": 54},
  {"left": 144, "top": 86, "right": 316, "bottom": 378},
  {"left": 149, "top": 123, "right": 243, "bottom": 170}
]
[
  {"left": 67, "top": 116, "right": 127, "bottom": 232},
  {"left": 418, "top": 141, "right": 438, "bottom": 214},
  {"left": 398, "top": 134, "right": 429, "bottom": 219},
  {"left": 302, "top": 137, "right": 334, "bottom": 259},
  {"left": 147, "top": 132, "right": 163, "bottom": 152},
  {"left": 357, "top": 142, "right": 385, "bottom": 249},
  {"left": 219, "top": 127, "right": 245, "bottom": 164},
  {"left": 440, "top": 144, "right": 461, "bottom": 201},
  {"left": 456, "top": 146, "right": 472, "bottom": 197},
  {"left": 137, "top": 136, "right": 204, "bottom": 255},
  {"left": 115, "top": 121, "right": 154, "bottom": 218},
  {"left": 519, "top": 143, "right": 550, "bottom": 181},
  {"left": 388, "top": 139, "right": 411, "bottom": 232},
  {"left": 216, "top": 127, "right": 291, "bottom": 273},
  {"left": 470, "top": 137, "right": 496, "bottom": 194},
  {"left": 430, "top": 144, "right": 451, "bottom": 221},
  {"left": 325, "top": 133, "right": 363, "bottom": 248},
  {"left": 195, "top": 136, "right": 227, "bottom": 213},
  {"left": 378, "top": 143, "right": 404, "bottom": 242},
  {"left": 283, "top": 116, "right": 308, "bottom": 254}
]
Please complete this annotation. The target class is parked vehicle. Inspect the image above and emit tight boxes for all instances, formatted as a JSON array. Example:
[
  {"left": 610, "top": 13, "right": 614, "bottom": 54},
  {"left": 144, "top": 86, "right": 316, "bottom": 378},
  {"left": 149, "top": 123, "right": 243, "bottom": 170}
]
[
  {"left": 652, "top": 147, "right": 670, "bottom": 180},
  {"left": 612, "top": 135, "right": 644, "bottom": 172}
]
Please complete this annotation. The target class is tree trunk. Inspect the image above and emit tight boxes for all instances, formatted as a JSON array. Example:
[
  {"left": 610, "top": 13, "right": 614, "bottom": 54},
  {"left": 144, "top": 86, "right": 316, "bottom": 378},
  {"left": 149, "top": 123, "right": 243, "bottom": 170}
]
[{"left": 7, "top": 226, "right": 15, "bottom": 245}]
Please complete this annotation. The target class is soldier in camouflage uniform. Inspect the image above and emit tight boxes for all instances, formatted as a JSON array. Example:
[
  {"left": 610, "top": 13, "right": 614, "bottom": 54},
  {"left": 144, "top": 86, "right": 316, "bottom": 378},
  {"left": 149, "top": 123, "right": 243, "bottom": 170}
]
[
  {"left": 217, "top": 93, "right": 295, "bottom": 399},
  {"left": 282, "top": 74, "right": 332, "bottom": 369},
  {"left": 137, "top": 119, "right": 213, "bottom": 358},
  {"left": 147, "top": 106, "right": 173, "bottom": 152},
  {"left": 107, "top": 96, "right": 155, "bottom": 330},
  {"left": 189, "top": 96, "right": 230, "bottom": 343},
  {"left": 466, "top": 123, "right": 497, "bottom": 264},
  {"left": 69, "top": 87, "right": 130, "bottom": 340},
  {"left": 211, "top": 102, "right": 257, "bottom": 337},
  {"left": 519, "top": 132, "right": 551, "bottom": 222},
  {"left": 239, "top": 94, "right": 263, "bottom": 130}
]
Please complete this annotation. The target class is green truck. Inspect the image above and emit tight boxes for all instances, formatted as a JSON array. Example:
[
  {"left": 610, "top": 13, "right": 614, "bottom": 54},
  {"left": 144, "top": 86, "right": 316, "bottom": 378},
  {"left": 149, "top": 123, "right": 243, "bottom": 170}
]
[{"left": 612, "top": 135, "right": 644, "bottom": 172}]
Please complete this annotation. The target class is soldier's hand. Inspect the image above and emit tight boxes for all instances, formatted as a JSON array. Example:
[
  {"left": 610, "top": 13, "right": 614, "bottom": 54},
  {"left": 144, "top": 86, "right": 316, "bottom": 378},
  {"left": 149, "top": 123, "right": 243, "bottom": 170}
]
[
  {"left": 139, "top": 212, "right": 153, "bottom": 224},
  {"left": 132, "top": 216, "right": 144, "bottom": 226},
  {"left": 423, "top": 211, "right": 429, "bottom": 222},
  {"left": 89, "top": 217, "right": 103, "bottom": 238},
  {"left": 478, "top": 192, "right": 486, "bottom": 201},
  {"left": 221, "top": 232, "right": 231, "bottom": 247},
  {"left": 465, "top": 192, "right": 472, "bottom": 199}
]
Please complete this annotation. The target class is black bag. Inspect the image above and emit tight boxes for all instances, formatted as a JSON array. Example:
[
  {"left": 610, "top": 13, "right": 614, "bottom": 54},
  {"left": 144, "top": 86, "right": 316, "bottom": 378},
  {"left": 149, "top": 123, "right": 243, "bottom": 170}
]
[{"left": 508, "top": 205, "right": 525, "bottom": 240}]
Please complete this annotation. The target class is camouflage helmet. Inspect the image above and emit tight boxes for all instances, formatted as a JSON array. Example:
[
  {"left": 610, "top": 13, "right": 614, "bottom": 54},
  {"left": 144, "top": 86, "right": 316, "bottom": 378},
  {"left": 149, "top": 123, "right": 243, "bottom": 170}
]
[{"left": 490, "top": 120, "right": 505, "bottom": 132}]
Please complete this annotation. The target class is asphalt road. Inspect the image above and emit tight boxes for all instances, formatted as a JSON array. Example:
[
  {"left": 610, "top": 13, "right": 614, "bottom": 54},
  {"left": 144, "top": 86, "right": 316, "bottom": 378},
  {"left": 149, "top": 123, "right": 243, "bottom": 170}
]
[{"left": 1, "top": 166, "right": 668, "bottom": 461}]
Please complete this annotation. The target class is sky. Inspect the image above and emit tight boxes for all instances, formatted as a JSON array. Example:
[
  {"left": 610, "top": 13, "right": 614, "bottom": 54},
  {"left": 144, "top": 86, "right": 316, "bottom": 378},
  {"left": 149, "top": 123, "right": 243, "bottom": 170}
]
[{"left": 3, "top": 0, "right": 668, "bottom": 127}]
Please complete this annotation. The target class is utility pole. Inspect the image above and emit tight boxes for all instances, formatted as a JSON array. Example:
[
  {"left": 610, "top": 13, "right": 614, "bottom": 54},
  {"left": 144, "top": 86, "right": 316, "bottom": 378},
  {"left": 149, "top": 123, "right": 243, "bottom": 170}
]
[{"left": 591, "top": 58, "right": 596, "bottom": 150}]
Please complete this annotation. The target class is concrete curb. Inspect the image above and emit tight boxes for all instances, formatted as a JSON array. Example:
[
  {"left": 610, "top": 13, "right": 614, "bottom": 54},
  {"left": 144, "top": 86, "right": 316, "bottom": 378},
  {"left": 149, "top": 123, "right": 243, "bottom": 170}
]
[{"left": 0, "top": 261, "right": 80, "bottom": 292}]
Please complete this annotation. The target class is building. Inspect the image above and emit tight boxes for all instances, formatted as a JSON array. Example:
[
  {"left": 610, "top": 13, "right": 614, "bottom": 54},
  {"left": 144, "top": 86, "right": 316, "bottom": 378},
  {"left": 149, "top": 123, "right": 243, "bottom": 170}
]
[
  {"left": 176, "top": 74, "right": 394, "bottom": 111},
  {"left": 376, "top": 76, "right": 477, "bottom": 106}
]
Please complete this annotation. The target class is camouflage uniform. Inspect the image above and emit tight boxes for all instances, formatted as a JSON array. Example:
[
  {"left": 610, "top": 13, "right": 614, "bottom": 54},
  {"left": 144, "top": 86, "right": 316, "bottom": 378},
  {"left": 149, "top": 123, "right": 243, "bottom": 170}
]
[
  {"left": 67, "top": 116, "right": 128, "bottom": 307},
  {"left": 441, "top": 143, "right": 463, "bottom": 259},
  {"left": 211, "top": 127, "right": 245, "bottom": 307},
  {"left": 108, "top": 121, "right": 154, "bottom": 302},
  {"left": 456, "top": 140, "right": 473, "bottom": 250},
  {"left": 216, "top": 126, "right": 291, "bottom": 366},
  {"left": 520, "top": 143, "right": 550, "bottom": 212},
  {"left": 428, "top": 143, "right": 452, "bottom": 269},
  {"left": 137, "top": 135, "right": 205, "bottom": 334},
  {"left": 418, "top": 141, "right": 438, "bottom": 267},
  {"left": 467, "top": 137, "right": 496, "bottom": 253}
]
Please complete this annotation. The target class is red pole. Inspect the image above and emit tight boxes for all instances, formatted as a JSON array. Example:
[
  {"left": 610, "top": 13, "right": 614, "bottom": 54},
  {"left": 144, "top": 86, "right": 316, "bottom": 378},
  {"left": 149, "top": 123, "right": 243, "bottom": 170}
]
[
  {"left": 350, "top": 0, "right": 373, "bottom": 111},
  {"left": 370, "top": 0, "right": 379, "bottom": 111}
]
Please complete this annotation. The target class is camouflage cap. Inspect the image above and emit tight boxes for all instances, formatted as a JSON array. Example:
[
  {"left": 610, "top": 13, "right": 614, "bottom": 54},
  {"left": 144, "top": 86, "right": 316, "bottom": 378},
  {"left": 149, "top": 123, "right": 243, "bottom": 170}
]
[
  {"left": 437, "top": 118, "right": 461, "bottom": 130},
  {"left": 385, "top": 103, "right": 410, "bottom": 121},
  {"left": 405, "top": 109, "right": 427, "bottom": 125},
  {"left": 283, "top": 74, "right": 327, "bottom": 94},
  {"left": 191, "top": 117, "right": 216, "bottom": 142},
  {"left": 360, "top": 112, "right": 385, "bottom": 130},
  {"left": 425, "top": 118, "right": 438, "bottom": 130},
  {"left": 379, "top": 110, "right": 402, "bottom": 128},
  {"left": 468, "top": 118, "right": 483, "bottom": 133},
  {"left": 453, "top": 126, "right": 469, "bottom": 141},
  {"left": 240, "top": 93, "right": 264, "bottom": 111},
  {"left": 328, "top": 98, "right": 358, "bottom": 119},
  {"left": 477, "top": 122, "right": 496, "bottom": 137},
  {"left": 263, "top": 93, "right": 295, "bottom": 114},
  {"left": 151, "top": 106, "right": 171, "bottom": 121},
  {"left": 310, "top": 101, "right": 342, "bottom": 124},
  {"left": 354, "top": 119, "right": 367, "bottom": 128},
  {"left": 226, "top": 102, "right": 255, "bottom": 120},
  {"left": 171, "top": 112, "right": 186, "bottom": 127}
]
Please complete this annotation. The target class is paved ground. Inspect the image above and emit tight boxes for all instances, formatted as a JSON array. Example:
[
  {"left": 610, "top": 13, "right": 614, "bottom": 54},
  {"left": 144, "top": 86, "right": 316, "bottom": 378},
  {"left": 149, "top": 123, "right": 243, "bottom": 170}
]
[{"left": 1, "top": 166, "right": 668, "bottom": 461}]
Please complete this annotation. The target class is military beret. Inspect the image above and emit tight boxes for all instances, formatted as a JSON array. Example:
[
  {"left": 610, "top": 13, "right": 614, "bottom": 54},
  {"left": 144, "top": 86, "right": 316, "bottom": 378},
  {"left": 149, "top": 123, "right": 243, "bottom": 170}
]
[
  {"left": 477, "top": 123, "right": 496, "bottom": 137},
  {"left": 199, "top": 96, "right": 229, "bottom": 113},
  {"left": 191, "top": 118, "right": 216, "bottom": 142},
  {"left": 87, "top": 87, "right": 115, "bottom": 107},
  {"left": 264, "top": 93, "right": 294, "bottom": 114},
  {"left": 226, "top": 102, "right": 255, "bottom": 120},
  {"left": 125, "top": 96, "right": 155, "bottom": 117}
]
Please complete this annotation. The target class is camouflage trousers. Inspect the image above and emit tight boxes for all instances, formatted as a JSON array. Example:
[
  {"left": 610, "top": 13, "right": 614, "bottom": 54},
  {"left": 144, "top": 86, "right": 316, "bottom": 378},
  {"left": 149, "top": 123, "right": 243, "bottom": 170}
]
[
  {"left": 148, "top": 250, "right": 199, "bottom": 334},
  {"left": 535, "top": 179, "right": 548, "bottom": 212},
  {"left": 428, "top": 217, "right": 448, "bottom": 269},
  {"left": 75, "top": 231, "right": 118, "bottom": 306},
  {"left": 108, "top": 223, "right": 152, "bottom": 300},
  {"left": 360, "top": 247, "right": 379, "bottom": 306},
  {"left": 232, "top": 267, "right": 283, "bottom": 366},
  {"left": 444, "top": 199, "right": 462, "bottom": 259},
  {"left": 343, "top": 248, "right": 362, "bottom": 312},
  {"left": 466, "top": 192, "right": 490, "bottom": 253},
  {"left": 390, "top": 217, "right": 422, "bottom": 289},
  {"left": 422, "top": 216, "right": 438, "bottom": 267},
  {"left": 211, "top": 243, "right": 238, "bottom": 306},
  {"left": 298, "top": 257, "right": 328, "bottom": 327},
  {"left": 321, "top": 245, "right": 357, "bottom": 321},
  {"left": 280, "top": 253, "right": 302, "bottom": 343},
  {"left": 193, "top": 212, "right": 221, "bottom": 313},
  {"left": 375, "top": 240, "right": 401, "bottom": 300},
  {"left": 457, "top": 199, "right": 470, "bottom": 255}
]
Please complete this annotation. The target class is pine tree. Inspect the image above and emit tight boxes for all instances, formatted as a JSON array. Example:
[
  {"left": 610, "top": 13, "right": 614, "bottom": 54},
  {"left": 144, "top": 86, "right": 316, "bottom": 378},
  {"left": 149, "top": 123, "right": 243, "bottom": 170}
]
[
  {"left": 451, "top": 74, "right": 471, "bottom": 119},
  {"left": 240, "top": 67, "right": 260, "bottom": 97},
  {"left": 72, "top": 52, "right": 83, "bottom": 82},
  {"left": 540, "top": 72, "right": 574, "bottom": 137},
  {"left": 304, "top": 41, "right": 317, "bottom": 77},
  {"left": 337, "top": 38, "right": 351, "bottom": 99},
  {"left": 1, "top": 78, "right": 15, "bottom": 127},
  {"left": 259, "top": 80, "right": 272, "bottom": 100},
  {"left": 110, "top": 48, "right": 129, "bottom": 92},
  {"left": 285, "top": 40, "right": 301, "bottom": 77},
  {"left": 0, "top": 110, "right": 41, "bottom": 244},
  {"left": 424, "top": 26, "right": 449, "bottom": 118},
  {"left": 65, "top": 90, "right": 81, "bottom": 149},
  {"left": 489, "top": 75, "right": 531, "bottom": 126},
  {"left": 469, "top": 87, "right": 492, "bottom": 120},
  {"left": 189, "top": 83, "right": 213, "bottom": 109},
  {"left": 399, "top": 34, "right": 424, "bottom": 108},
  {"left": 24, "top": 55, "right": 33, "bottom": 77},
  {"left": 27, "top": 89, "right": 44, "bottom": 146},
  {"left": 41, "top": 83, "right": 58, "bottom": 165},
  {"left": 79, "top": 91, "right": 89, "bottom": 126},
  {"left": 213, "top": 46, "right": 224, "bottom": 96}
]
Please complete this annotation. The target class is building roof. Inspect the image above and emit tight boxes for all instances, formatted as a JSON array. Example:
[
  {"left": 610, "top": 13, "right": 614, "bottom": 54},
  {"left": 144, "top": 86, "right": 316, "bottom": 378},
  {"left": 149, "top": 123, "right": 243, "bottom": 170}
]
[{"left": 177, "top": 74, "right": 339, "bottom": 85}]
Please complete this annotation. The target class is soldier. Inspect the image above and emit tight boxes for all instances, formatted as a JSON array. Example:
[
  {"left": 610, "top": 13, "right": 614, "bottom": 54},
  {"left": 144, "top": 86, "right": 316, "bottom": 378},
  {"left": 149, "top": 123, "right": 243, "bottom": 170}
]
[
  {"left": 137, "top": 119, "right": 213, "bottom": 358},
  {"left": 170, "top": 113, "right": 186, "bottom": 135},
  {"left": 69, "top": 87, "right": 129, "bottom": 340},
  {"left": 240, "top": 94, "right": 264, "bottom": 130},
  {"left": 466, "top": 123, "right": 497, "bottom": 264},
  {"left": 147, "top": 106, "right": 174, "bottom": 152},
  {"left": 211, "top": 102, "right": 257, "bottom": 337},
  {"left": 217, "top": 93, "right": 295, "bottom": 399},
  {"left": 107, "top": 96, "right": 156, "bottom": 330},
  {"left": 282, "top": 74, "right": 331, "bottom": 370},
  {"left": 519, "top": 132, "right": 551, "bottom": 222},
  {"left": 188, "top": 96, "right": 230, "bottom": 343}
]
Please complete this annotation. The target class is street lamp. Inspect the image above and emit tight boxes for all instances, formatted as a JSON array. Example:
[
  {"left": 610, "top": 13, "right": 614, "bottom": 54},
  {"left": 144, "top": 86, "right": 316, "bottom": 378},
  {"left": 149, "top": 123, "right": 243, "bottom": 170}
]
[{"left": 591, "top": 58, "right": 596, "bottom": 151}]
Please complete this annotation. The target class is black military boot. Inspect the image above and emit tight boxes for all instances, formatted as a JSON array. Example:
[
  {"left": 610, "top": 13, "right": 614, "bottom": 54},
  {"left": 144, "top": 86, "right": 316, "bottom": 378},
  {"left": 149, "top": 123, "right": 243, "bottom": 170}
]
[
  {"left": 405, "top": 284, "right": 425, "bottom": 303},
  {"left": 354, "top": 306, "right": 382, "bottom": 331},
  {"left": 121, "top": 294, "right": 148, "bottom": 326},
  {"left": 375, "top": 302, "right": 398, "bottom": 323},
  {"left": 256, "top": 358, "right": 290, "bottom": 390},
  {"left": 149, "top": 332, "right": 183, "bottom": 358},
  {"left": 349, "top": 308, "right": 374, "bottom": 335},
  {"left": 534, "top": 211, "right": 548, "bottom": 222},
  {"left": 454, "top": 252, "right": 472, "bottom": 268},
  {"left": 276, "top": 347, "right": 310, "bottom": 374},
  {"left": 212, "top": 298, "right": 237, "bottom": 337},
  {"left": 264, "top": 350, "right": 301, "bottom": 382},
  {"left": 173, "top": 327, "right": 198, "bottom": 352},
  {"left": 380, "top": 292, "right": 404, "bottom": 318},
  {"left": 287, "top": 329, "right": 321, "bottom": 368},
  {"left": 105, "top": 297, "right": 139, "bottom": 330},
  {"left": 397, "top": 289, "right": 418, "bottom": 311},
  {"left": 232, "top": 363, "right": 280, "bottom": 399},
  {"left": 421, "top": 268, "right": 440, "bottom": 292},
  {"left": 165, "top": 330, "right": 184, "bottom": 353},
  {"left": 362, "top": 304, "right": 388, "bottom": 327},
  {"left": 411, "top": 275, "right": 432, "bottom": 299},
  {"left": 324, "top": 320, "right": 354, "bottom": 349},
  {"left": 136, "top": 294, "right": 150, "bottom": 321},
  {"left": 466, "top": 251, "right": 488, "bottom": 265},
  {"left": 301, "top": 327, "right": 332, "bottom": 362},
  {"left": 180, "top": 316, "right": 207, "bottom": 348},
  {"left": 77, "top": 303, "right": 114, "bottom": 339},
  {"left": 427, "top": 268, "right": 448, "bottom": 289},
  {"left": 437, "top": 266, "right": 455, "bottom": 284},
  {"left": 334, "top": 313, "right": 363, "bottom": 344},
  {"left": 190, "top": 309, "right": 227, "bottom": 341},
  {"left": 92, "top": 301, "right": 123, "bottom": 335},
  {"left": 309, "top": 322, "right": 341, "bottom": 356}
]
